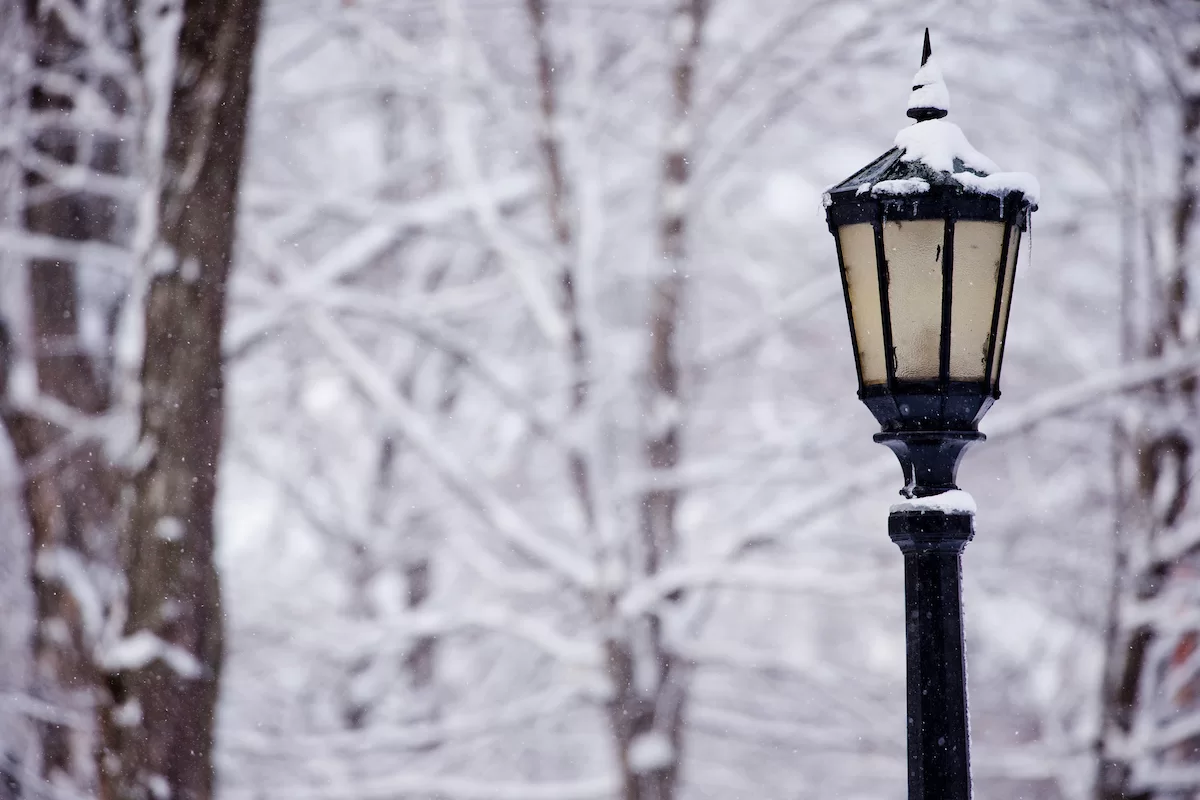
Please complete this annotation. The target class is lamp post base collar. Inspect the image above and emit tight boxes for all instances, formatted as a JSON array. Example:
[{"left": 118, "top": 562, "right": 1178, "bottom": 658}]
[
  {"left": 875, "top": 430, "right": 984, "bottom": 498},
  {"left": 889, "top": 507, "right": 975, "bottom": 554}
]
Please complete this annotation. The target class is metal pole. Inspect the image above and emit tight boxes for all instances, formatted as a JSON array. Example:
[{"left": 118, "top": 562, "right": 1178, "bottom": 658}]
[{"left": 889, "top": 507, "right": 974, "bottom": 800}]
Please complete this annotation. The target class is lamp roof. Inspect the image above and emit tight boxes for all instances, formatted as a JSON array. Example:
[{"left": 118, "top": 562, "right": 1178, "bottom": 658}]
[{"left": 823, "top": 29, "right": 1039, "bottom": 211}]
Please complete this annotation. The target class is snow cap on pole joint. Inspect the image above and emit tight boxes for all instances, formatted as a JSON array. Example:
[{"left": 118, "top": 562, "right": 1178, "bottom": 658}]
[{"left": 907, "top": 28, "right": 949, "bottom": 122}]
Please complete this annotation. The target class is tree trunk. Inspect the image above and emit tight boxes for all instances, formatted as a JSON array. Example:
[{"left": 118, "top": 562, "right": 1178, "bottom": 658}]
[
  {"left": 1095, "top": 12, "right": 1200, "bottom": 799},
  {"left": 525, "top": 0, "right": 596, "bottom": 534},
  {"left": 522, "top": 1, "right": 705, "bottom": 796},
  {"left": 5, "top": 0, "right": 131, "bottom": 786},
  {"left": 610, "top": 3, "right": 708, "bottom": 799},
  {"left": 96, "top": 1, "right": 262, "bottom": 798},
  {"left": 342, "top": 433, "right": 440, "bottom": 735}
]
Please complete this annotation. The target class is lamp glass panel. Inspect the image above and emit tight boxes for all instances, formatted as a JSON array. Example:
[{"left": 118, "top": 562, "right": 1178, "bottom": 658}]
[
  {"left": 883, "top": 219, "right": 944, "bottom": 380},
  {"left": 949, "top": 221, "right": 1006, "bottom": 380},
  {"left": 837, "top": 223, "right": 887, "bottom": 385},
  {"left": 989, "top": 225, "right": 1022, "bottom": 387}
]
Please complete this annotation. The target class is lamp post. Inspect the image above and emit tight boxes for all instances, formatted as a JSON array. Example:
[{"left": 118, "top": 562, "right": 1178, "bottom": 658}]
[{"left": 823, "top": 30, "right": 1038, "bottom": 800}]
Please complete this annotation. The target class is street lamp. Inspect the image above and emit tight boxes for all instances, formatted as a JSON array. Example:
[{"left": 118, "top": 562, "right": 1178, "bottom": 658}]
[{"left": 823, "top": 30, "right": 1038, "bottom": 800}]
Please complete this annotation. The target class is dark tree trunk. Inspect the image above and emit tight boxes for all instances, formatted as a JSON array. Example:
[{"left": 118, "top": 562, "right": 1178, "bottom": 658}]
[{"left": 96, "top": 1, "right": 262, "bottom": 798}]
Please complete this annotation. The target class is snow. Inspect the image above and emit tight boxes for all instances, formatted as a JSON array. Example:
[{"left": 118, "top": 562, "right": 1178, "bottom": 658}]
[
  {"left": 43, "top": 617, "right": 69, "bottom": 645},
  {"left": 6, "top": 359, "right": 37, "bottom": 406},
  {"left": 147, "top": 774, "right": 172, "bottom": 800},
  {"left": 629, "top": 731, "right": 674, "bottom": 774},
  {"left": 113, "top": 699, "right": 143, "bottom": 728},
  {"left": 159, "top": 598, "right": 183, "bottom": 622},
  {"left": 908, "top": 54, "right": 950, "bottom": 114},
  {"left": 870, "top": 178, "right": 930, "bottom": 196},
  {"left": 180, "top": 256, "right": 201, "bottom": 283},
  {"left": 891, "top": 59, "right": 1038, "bottom": 205},
  {"left": 909, "top": 83, "right": 950, "bottom": 115},
  {"left": 101, "top": 631, "right": 166, "bottom": 671},
  {"left": 155, "top": 516, "right": 185, "bottom": 542},
  {"left": 666, "top": 120, "right": 693, "bottom": 153},
  {"left": 831, "top": 119, "right": 1037, "bottom": 207},
  {"left": 668, "top": 9, "right": 695, "bottom": 47},
  {"left": 99, "top": 630, "right": 203, "bottom": 678},
  {"left": 661, "top": 184, "right": 689, "bottom": 216},
  {"left": 150, "top": 244, "right": 177, "bottom": 276},
  {"left": 890, "top": 489, "right": 977, "bottom": 514},
  {"left": 953, "top": 170, "right": 1041, "bottom": 207},
  {"left": 645, "top": 392, "right": 682, "bottom": 438},
  {"left": 911, "top": 57, "right": 945, "bottom": 92},
  {"left": 852, "top": 178, "right": 932, "bottom": 197},
  {"left": 894, "top": 119, "right": 999, "bottom": 175},
  {"left": 35, "top": 548, "right": 104, "bottom": 640}
]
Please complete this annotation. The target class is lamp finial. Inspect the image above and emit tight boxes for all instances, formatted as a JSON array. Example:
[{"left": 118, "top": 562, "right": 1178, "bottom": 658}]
[{"left": 908, "top": 29, "right": 949, "bottom": 122}]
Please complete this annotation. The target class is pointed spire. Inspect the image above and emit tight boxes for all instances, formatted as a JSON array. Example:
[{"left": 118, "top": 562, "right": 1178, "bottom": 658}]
[{"left": 907, "top": 28, "right": 949, "bottom": 122}]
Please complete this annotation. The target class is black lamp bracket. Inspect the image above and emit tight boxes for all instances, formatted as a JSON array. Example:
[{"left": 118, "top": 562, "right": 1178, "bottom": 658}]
[{"left": 873, "top": 430, "right": 985, "bottom": 498}]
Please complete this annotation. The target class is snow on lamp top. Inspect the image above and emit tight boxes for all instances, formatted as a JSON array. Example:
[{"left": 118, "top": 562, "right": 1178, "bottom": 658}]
[
  {"left": 892, "top": 29, "right": 1039, "bottom": 204},
  {"left": 906, "top": 29, "right": 949, "bottom": 122},
  {"left": 823, "top": 29, "right": 1040, "bottom": 208}
]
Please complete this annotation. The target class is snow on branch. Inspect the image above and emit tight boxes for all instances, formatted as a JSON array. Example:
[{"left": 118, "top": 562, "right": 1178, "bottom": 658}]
[
  {"left": 696, "top": 277, "right": 844, "bottom": 367},
  {"left": 1140, "top": 709, "right": 1200, "bottom": 754},
  {"left": 437, "top": 4, "right": 567, "bottom": 343},
  {"left": 240, "top": 173, "right": 535, "bottom": 224},
  {"left": 236, "top": 284, "right": 565, "bottom": 445},
  {"left": 34, "top": 548, "right": 105, "bottom": 642},
  {"left": 277, "top": 605, "right": 602, "bottom": 669},
  {"left": 97, "top": 630, "right": 203, "bottom": 679},
  {"left": 446, "top": 530, "right": 562, "bottom": 595},
  {"left": 7, "top": 762, "right": 93, "bottom": 800},
  {"left": 222, "top": 773, "right": 618, "bottom": 800},
  {"left": 982, "top": 349, "right": 1200, "bottom": 438},
  {"left": 690, "top": 704, "right": 873, "bottom": 751},
  {"left": 706, "top": 349, "right": 1200, "bottom": 552},
  {"left": 0, "top": 228, "right": 132, "bottom": 273},
  {"left": 39, "top": 0, "right": 137, "bottom": 71},
  {"left": 619, "top": 562, "right": 884, "bottom": 618},
  {"left": 629, "top": 731, "right": 674, "bottom": 774},
  {"left": 17, "top": 147, "right": 141, "bottom": 201},
  {"left": 0, "top": 692, "right": 90, "bottom": 729},
  {"left": 306, "top": 310, "right": 597, "bottom": 588},
  {"left": 228, "top": 686, "right": 580, "bottom": 754},
  {"left": 231, "top": 176, "right": 537, "bottom": 354}
]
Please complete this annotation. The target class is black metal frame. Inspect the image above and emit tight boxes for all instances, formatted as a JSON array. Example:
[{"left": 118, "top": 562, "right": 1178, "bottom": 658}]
[
  {"left": 826, "top": 187, "right": 1031, "bottom": 438},
  {"left": 825, "top": 191, "right": 1026, "bottom": 229},
  {"left": 872, "top": 207, "right": 898, "bottom": 387},
  {"left": 987, "top": 223, "right": 1022, "bottom": 391},
  {"left": 833, "top": 224, "right": 864, "bottom": 389}
]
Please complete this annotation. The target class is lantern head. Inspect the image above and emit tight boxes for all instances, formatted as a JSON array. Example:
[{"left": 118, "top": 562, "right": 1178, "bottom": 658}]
[{"left": 823, "top": 30, "right": 1038, "bottom": 443}]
